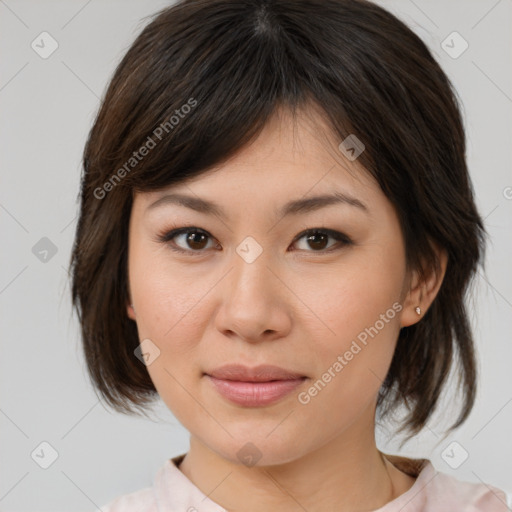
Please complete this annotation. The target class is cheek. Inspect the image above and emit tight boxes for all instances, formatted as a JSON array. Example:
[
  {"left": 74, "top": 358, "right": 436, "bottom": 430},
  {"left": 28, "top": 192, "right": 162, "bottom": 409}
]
[
  {"left": 298, "top": 252, "right": 403, "bottom": 344},
  {"left": 293, "top": 248, "right": 404, "bottom": 403},
  {"left": 128, "top": 238, "right": 210, "bottom": 349},
  {"left": 128, "top": 250, "right": 220, "bottom": 426},
  {"left": 130, "top": 250, "right": 210, "bottom": 421}
]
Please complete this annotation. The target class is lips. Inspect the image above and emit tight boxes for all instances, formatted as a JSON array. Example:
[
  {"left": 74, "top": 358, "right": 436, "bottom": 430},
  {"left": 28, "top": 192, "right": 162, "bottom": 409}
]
[
  {"left": 205, "top": 364, "right": 306, "bottom": 382},
  {"left": 204, "top": 364, "right": 307, "bottom": 407}
]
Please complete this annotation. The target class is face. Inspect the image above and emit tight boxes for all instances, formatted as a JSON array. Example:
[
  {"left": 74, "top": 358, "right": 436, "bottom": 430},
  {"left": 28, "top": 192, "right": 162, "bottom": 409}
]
[{"left": 126, "top": 107, "right": 420, "bottom": 466}]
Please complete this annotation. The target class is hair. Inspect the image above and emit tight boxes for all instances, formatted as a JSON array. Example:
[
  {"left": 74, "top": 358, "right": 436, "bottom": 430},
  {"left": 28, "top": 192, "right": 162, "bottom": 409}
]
[{"left": 70, "top": 0, "right": 487, "bottom": 444}]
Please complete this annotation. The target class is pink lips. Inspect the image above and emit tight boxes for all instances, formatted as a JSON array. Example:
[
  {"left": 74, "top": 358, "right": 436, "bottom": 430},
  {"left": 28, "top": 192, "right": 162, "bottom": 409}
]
[{"left": 204, "top": 364, "right": 307, "bottom": 407}]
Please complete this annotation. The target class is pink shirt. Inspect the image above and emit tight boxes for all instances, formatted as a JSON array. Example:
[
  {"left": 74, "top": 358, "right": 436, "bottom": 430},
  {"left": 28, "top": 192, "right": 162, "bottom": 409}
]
[{"left": 101, "top": 452, "right": 511, "bottom": 511}]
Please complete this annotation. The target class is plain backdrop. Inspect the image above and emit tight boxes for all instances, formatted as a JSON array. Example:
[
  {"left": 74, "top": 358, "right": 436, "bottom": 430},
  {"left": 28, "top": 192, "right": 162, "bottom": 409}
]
[{"left": 1, "top": 0, "right": 511, "bottom": 510}]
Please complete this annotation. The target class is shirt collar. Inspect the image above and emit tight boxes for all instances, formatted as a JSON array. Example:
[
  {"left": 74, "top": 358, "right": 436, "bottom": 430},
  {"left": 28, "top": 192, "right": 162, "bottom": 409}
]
[
  {"left": 155, "top": 453, "right": 228, "bottom": 512},
  {"left": 154, "top": 452, "right": 437, "bottom": 512}
]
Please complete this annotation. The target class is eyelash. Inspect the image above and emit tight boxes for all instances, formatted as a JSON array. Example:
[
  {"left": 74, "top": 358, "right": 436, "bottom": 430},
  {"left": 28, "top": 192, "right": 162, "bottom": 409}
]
[{"left": 155, "top": 225, "right": 353, "bottom": 256}]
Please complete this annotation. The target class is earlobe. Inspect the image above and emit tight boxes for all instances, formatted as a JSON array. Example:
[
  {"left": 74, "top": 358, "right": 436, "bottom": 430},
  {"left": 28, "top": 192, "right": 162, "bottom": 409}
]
[
  {"left": 400, "top": 278, "right": 423, "bottom": 328},
  {"left": 400, "top": 242, "right": 448, "bottom": 328},
  {"left": 127, "top": 303, "right": 136, "bottom": 320}
]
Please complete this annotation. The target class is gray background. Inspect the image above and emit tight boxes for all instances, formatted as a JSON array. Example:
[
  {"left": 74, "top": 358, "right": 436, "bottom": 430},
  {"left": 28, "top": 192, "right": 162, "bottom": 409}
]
[{"left": 1, "top": 0, "right": 511, "bottom": 510}]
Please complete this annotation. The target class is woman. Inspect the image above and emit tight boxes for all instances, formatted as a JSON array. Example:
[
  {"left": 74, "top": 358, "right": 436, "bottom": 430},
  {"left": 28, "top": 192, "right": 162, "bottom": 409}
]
[{"left": 70, "top": 0, "right": 511, "bottom": 510}]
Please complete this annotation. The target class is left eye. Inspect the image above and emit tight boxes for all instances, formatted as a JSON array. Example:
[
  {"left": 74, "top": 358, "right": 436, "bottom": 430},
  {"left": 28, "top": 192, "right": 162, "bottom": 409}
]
[
  {"left": 292, "top": 228, "right": 352, "bottom": 252},
  {"left": 156, "top": 227, "right": 352, "bottom": 254}
]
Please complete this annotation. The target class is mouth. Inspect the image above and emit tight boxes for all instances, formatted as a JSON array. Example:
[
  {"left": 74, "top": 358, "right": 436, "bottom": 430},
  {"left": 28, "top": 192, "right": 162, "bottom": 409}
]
[{"left": 204, "top": 364, "right": 308, "bottom": 407}]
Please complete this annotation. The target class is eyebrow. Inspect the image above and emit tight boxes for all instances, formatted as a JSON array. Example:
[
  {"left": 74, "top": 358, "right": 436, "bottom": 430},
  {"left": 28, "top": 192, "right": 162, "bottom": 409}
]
[{"left": 146, "top": 191, "right": 369, "bottom": 219}]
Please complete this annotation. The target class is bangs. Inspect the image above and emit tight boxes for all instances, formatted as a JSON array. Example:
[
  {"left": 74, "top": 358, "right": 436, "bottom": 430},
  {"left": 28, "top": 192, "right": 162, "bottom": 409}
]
[{"left": 86, "top": 0, "right": 432, "bottom": 198}]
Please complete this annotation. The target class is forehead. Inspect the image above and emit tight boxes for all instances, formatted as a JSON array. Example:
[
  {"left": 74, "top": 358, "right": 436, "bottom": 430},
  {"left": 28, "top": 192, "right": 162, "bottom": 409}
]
[{"left": 136, "top": 106, "right": 380, "bottom": 212}]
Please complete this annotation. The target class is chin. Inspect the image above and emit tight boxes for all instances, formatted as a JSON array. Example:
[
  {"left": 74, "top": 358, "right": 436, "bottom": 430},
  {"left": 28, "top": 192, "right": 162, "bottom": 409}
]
[{"left": 207, "top": 429, "right": 312, "bottom": 468}]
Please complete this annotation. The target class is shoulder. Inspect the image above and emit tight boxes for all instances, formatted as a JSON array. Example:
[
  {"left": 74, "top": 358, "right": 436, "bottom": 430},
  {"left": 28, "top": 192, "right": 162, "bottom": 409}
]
[
  {"left": 384, "top": 453, "right": 511, "bottom": 511},
  {"left": 98, "top": 486, "right": 156, "bottom": 512},
  {"left": 420, "top": 464, "right": 511, "bottom": 511},
  {"left": 428, "top": 471, "right": 510, "bottom": 511},
  {"left": 100, "top": 486, "right": 157, "bottom": 512},
  {"left": 98, "top": 455, "right": 187, "bottom": 512}
]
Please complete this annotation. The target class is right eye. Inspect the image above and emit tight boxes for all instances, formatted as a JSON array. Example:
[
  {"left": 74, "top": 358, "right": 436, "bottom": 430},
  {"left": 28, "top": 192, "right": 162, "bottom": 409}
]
[{"left": 156, "top": 226, "right": 219, "bottom": 254}]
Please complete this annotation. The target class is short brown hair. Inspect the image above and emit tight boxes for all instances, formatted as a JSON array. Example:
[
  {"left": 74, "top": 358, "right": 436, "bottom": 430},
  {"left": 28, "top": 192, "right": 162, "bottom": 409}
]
[{"left": 70, "top": 0, "right": 486, "bottom": 442}]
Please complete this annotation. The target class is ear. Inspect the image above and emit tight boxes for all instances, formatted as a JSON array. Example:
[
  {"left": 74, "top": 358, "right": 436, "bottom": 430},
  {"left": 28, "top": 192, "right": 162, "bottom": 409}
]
[
  {"left": 127, "top": 302, "right": 136, "bottom": 320},
  {"left": 400, "top": 240, "right": 448, "bottom": 328}
]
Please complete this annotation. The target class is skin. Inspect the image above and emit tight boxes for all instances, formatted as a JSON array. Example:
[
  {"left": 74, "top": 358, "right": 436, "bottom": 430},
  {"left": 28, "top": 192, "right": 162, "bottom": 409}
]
[{"left": 126, "top": 106, "right": 447, "bottom": 512}]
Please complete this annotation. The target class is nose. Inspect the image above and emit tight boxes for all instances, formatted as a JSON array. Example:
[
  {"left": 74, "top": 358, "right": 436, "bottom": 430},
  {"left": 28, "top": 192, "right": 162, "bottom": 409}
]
[{"left": 213, "top": 244, "right": 292, "bottom": 344}]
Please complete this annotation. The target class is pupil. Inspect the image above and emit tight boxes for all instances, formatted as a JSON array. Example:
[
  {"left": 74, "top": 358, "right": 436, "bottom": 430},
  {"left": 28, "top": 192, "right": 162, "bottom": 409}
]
[
  {"left": 308, "top": 233, "right": 327, "bottom": 250},
  {"left": 188, "top": 232, "right": 206, "bottom": 249}
]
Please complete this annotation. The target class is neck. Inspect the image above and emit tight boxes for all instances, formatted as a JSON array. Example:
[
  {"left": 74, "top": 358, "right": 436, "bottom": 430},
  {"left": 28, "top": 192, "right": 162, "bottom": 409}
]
[{"left": 178, "top": 418, "right": 407, "bottom": 511}]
